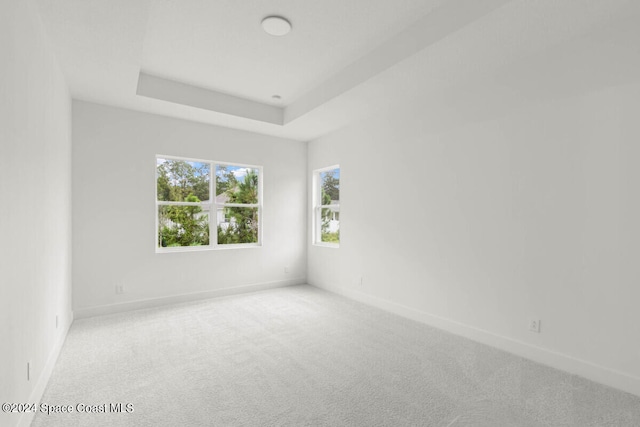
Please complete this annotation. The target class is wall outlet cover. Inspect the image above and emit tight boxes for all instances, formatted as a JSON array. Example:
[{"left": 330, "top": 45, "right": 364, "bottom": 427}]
[{"left": 529, "top": 319, "right": 541, "bottom": 333}]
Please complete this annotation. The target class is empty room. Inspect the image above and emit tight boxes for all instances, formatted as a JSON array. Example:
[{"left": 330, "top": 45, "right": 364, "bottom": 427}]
[{"left": 2, "top": 0, "right": 640, "bottom": 426}]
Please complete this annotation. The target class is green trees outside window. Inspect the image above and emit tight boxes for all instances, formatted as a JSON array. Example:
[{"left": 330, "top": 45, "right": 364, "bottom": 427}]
[
  {"left": 158, "top": 197, "right": 210, "bottom": 248},
  {"left": 315, "top": 167, "right": 340, "bottom": 245},
  {"left": 156, "top": 157, "right": 261, "bottom": 250},
  {"left": 216, "top": 166, "right": 259, "bottom": 244}
]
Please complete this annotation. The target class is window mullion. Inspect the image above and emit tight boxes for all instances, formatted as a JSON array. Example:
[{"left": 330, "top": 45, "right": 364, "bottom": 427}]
[{"left": 157, "top": 199, "right": 207, "bottom": 205}]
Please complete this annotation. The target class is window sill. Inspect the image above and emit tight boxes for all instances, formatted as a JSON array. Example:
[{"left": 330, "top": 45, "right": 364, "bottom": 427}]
[
  {"left": 313, "top": 242, "right": 339, "bottom": 249},
  {"left": 156, "top": 243, "right": 262, "bottom": 253}
]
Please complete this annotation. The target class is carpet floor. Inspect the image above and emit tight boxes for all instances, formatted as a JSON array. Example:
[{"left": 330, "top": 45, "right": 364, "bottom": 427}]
[{"left": 32, "top": 285, "right": 640, "bottom": 426}]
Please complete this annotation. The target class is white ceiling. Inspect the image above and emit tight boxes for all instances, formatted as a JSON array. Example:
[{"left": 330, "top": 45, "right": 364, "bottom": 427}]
[
  {"left": 34, "top": 0, "right": 640, "bottom": 141},
  {"left": 142, "top": 0, "right": 447, "bottom": 105}
]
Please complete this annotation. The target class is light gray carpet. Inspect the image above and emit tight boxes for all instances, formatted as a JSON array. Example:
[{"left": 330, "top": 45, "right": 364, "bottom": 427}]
[{"left": 33, "top": 285, "right": 640, "bottom": 426}]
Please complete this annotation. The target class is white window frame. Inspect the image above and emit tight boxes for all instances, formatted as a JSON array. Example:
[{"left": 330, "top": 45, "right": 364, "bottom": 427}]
[
  {"left": 156, "top": 154, "right": 263, "bottom": 253},
  {"left": 313, "top": 165, "right": 340, "bottom": 248}
]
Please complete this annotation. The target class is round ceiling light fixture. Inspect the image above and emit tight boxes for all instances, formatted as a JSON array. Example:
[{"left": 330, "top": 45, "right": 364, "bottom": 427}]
[{"left": 261, "top": 16, "right": 292, "bottom": 36}]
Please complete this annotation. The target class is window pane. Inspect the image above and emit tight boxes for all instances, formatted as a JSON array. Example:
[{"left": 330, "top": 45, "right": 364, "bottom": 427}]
[
  {"left": 321, "top": 207, "right": 340, "bottom": 243},
  {"left": 158, "top": 205, "right": 210, "bottom": 247},
  {"left": 320, "top": 168, "right": 340, "bottom": 205},
  {"left": 217, "top": 207, "right": 259, "bottom": 244},
  {"left": 157, "top": 158, "right": 210, "bottom": 202},
  {"left": 216, "top": 164, "right": 259, "bottom": 204}
]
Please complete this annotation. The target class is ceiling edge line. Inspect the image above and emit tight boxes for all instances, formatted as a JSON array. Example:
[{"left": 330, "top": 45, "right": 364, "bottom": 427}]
[{"left": 283, "top": 0, "right": 513, "bottom": 125}]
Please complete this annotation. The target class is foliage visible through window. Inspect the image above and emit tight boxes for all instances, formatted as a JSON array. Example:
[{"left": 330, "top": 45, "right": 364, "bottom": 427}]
[
  {"left": 215, "top": 165, "right": 260, "bottom": 245},
  {"left": 156, "top": 156, "right": 261, "bottom": 250},
  {"left": 314, "top": 166, "right": 340, "bottom": 245}
]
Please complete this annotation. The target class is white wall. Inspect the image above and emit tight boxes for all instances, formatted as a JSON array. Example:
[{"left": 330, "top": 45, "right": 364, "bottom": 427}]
[
  {"left": 0, "top": 1, "right": 73, "bottom": 426},
  {"left": 72, "top": 102, "right": 307, "bottom": 316},
  {"left": 308, "top": 82, "right": 640, "bottom": 397}
]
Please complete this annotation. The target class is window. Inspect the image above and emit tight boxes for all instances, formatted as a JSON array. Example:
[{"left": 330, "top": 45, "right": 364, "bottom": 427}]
[
  {"left": 156, "top": 155, "right": 261, "bottom": 251},
  {"left": 313, "top": 165, "right": 340, "bottom": 246}
]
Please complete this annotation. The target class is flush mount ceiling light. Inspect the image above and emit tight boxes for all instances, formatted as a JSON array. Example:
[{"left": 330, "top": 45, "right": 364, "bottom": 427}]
[{"left": 261, "top": 16, "right": 292, "bottom": 36}]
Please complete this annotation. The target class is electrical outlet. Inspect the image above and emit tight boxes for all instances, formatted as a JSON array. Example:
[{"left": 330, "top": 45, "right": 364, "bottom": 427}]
[
  {"left": 115, "top": 284, "right": 125, "bottom": 294},
  {"left": 529, "top": 319, "right": 541, "bottom": 333},
  {"left": 284, "top": 266, "right": 290, "bottom": 274}
]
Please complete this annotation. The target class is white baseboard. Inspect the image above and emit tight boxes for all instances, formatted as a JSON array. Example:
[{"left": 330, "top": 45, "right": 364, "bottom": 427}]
[
  {"left": 18, "top": 310, "right": 74, "bottom": 427},
  {"left": 314, "top": 282, "right": 640, "bottom": 398},
  {"left": 74, "top": 278, "right": 306, "bottom": 319}
]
